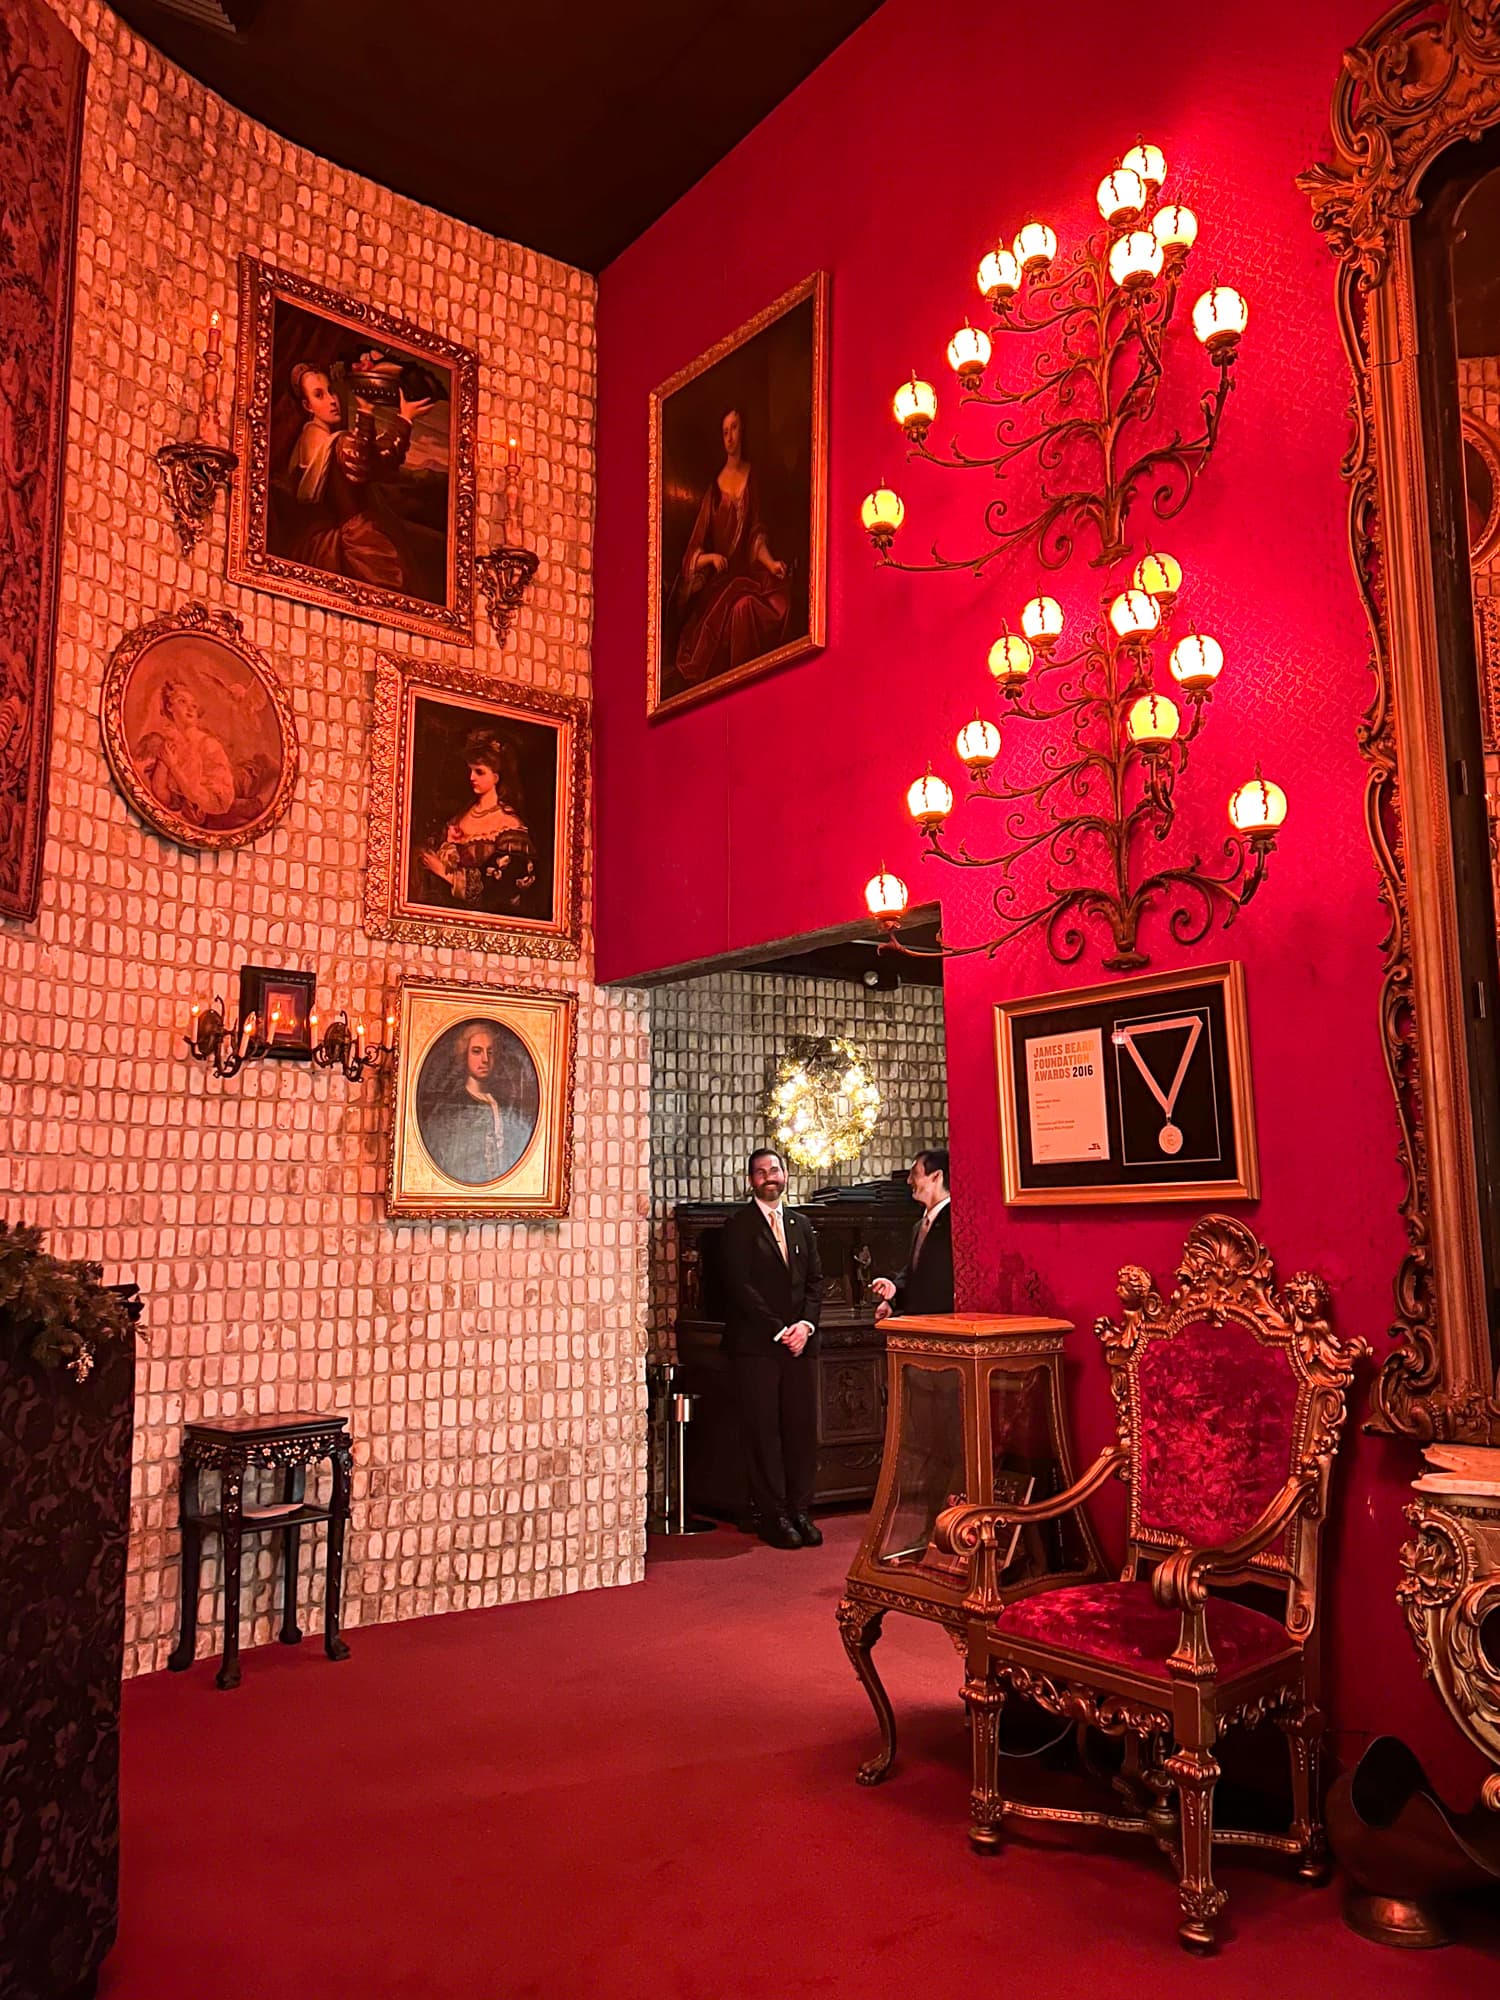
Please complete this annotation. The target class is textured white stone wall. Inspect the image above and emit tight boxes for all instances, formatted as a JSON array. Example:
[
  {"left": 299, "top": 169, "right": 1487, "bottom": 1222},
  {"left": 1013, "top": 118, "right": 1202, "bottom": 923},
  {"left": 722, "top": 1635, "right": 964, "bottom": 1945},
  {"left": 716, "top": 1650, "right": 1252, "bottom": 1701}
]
[{"left": 1, "top": 0, "right": 650, "bottom": 1675}]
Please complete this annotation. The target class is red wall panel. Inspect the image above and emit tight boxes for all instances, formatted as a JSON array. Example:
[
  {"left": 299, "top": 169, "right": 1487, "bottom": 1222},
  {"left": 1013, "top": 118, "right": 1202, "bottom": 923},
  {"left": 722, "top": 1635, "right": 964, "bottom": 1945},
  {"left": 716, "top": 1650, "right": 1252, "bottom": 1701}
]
[{"left": 594, "top": 0, "right": 1486, "bottom": 1793}]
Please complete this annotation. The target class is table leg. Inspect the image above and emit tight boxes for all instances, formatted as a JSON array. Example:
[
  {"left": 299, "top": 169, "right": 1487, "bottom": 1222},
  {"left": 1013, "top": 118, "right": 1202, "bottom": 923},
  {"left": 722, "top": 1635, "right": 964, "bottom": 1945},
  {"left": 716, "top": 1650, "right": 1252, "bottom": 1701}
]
[
  {"left": 167, "top": 1457, "right": 202, "bottom": 1672},
  {"left": 279, "top": 1464, "right": 303, "bottom": 1645},
  {"left": 837, "top": 1596, "right": 896, "bottom": 1784},
  {"left": 324, "top": 1438, "right": 352, "bottom": 1663},
  {"left": 216, "top": 1460, "right": 244, "bottom": 1691}
]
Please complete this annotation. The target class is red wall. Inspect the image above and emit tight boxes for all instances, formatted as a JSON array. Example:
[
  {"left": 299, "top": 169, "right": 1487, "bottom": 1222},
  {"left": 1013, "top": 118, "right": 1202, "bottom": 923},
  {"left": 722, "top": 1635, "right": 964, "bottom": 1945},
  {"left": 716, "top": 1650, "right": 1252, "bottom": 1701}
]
[{"left": 594, "top": 0, "right": 1484, "bottom": 1795}]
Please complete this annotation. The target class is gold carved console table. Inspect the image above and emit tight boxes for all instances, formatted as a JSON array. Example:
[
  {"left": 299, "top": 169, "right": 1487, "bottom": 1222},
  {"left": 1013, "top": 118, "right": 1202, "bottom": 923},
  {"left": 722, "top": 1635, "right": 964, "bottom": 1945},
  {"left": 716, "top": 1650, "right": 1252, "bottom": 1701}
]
[{"left": 838, "top": 1312, "right": 1104, "bottom": 1783}]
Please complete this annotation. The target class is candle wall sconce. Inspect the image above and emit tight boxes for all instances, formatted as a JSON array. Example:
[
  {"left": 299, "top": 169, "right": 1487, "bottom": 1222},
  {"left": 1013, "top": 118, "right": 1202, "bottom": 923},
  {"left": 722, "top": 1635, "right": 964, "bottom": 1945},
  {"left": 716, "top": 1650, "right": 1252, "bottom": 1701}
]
[
  {"left": 310, "top": 1010, "right": 395, "bottom": 1084},
  {"left": 477, "top": 433, "right": 540, "bottom": 643},
  {"left": 184, "top": 965, "right": 393, "bottom": 1086},
  {"left": 155, "top": 308, "right": 238, "bottom": 557}
]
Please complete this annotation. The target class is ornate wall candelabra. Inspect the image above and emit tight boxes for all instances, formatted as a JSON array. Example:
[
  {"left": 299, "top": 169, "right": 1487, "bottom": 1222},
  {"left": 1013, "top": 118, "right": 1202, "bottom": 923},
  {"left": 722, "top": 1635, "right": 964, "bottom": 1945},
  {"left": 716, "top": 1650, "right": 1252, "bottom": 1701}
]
[
  {"left": 858, "top": 147, "right": 1287, "bottom": 969},
  {"left": 155, "top": 308, "right": 238, "bottom": 556},
  {"left": 184, "top": 975, "right": 393, "bottom": 1086},
  {"left": 476, "top": 433, "right": 540, "bottom": 643}
]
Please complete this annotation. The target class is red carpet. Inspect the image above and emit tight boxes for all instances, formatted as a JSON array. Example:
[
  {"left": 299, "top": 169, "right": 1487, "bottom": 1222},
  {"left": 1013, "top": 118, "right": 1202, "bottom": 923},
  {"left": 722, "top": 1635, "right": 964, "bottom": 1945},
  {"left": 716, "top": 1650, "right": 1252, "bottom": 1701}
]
[{"left": 103, "top": 1514, "right": 1494, "bottom": 1999}]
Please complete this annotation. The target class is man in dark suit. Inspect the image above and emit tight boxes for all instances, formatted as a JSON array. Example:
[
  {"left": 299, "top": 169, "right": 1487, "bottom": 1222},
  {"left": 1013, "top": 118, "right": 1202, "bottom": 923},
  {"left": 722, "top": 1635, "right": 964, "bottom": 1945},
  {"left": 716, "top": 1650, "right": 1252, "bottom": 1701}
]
[
  {"left": 719, "top": 1148, "right": 825, "bottom": 1549},
  {"left": 871, "top": 1149, "right": 954, "bottom": 1321}
]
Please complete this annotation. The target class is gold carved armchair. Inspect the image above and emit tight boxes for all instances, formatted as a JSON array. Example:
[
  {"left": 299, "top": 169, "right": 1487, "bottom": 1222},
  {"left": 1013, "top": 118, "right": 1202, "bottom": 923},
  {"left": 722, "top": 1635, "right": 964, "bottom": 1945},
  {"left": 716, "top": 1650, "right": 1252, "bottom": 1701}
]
[{"left": 937, "top": 1216, "right": 1368, "bottom": 1951}]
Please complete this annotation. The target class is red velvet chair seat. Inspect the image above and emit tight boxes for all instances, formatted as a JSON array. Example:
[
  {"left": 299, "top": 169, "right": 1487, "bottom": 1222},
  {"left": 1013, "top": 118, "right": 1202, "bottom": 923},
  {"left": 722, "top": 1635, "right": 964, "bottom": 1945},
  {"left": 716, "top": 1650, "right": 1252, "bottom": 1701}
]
[{"left": 997, "top": 1581, "right": 1296, "bottom": 1681}]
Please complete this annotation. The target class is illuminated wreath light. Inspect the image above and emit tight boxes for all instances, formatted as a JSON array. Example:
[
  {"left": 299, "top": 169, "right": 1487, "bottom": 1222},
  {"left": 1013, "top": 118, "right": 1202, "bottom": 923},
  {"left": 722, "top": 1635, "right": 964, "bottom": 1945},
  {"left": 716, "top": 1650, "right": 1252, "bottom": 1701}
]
[{"left": 768, "top": 1035, "right": 882, "bottom": 1173}]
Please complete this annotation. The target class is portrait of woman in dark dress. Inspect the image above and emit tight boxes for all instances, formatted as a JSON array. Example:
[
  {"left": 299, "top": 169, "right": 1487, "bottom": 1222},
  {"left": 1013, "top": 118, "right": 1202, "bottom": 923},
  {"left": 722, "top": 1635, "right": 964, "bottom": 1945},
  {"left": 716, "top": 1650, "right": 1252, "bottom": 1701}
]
[{"left": 411, "top": 724, "right": 542, "bottom": 920}]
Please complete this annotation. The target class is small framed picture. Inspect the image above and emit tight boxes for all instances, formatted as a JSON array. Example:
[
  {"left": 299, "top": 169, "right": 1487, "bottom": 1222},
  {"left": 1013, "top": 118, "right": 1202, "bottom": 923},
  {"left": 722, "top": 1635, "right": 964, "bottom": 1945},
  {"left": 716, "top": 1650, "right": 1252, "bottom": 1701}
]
[
  {"left": 387, "top": 979, "right": 576, "bottom": 1220},
  {"left": 229, "top": 255, "right": 478, "bottom": 643},
  {"left": 363, "top": 654, "right": 586, "bottom": 960},
  {"left": 238, "top": 965, "right": 316, "bottom": 1060},
  {"left": 994, "top": 962, "right": 1259, "bottom": 1206},
  {"left": 648, "top": 271, "right": 829, "bottom": 720}
]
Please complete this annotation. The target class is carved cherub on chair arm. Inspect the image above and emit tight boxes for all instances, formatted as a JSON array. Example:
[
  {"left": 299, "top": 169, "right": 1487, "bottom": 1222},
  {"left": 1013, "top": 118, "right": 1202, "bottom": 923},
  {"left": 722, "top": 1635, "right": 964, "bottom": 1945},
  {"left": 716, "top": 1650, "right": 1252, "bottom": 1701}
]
[{"left": 935, "top": 1445, "right": 1129, "bottom": 1615}]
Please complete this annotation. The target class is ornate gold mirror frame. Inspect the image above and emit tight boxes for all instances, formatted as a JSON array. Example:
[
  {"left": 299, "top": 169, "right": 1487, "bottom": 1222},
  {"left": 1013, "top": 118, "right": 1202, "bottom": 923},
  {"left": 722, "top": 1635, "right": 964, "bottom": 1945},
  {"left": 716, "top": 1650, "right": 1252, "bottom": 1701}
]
[{"left": 1301, "top": 0, "right": 1500, "bottom": 1448}]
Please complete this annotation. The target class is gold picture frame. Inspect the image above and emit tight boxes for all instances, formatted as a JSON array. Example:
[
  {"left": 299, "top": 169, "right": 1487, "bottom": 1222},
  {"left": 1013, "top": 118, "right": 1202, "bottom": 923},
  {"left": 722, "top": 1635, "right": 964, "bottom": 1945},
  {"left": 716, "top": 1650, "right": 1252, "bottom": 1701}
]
[
  {"left": 363, "top": 654, "right": 587, "bottom": 961},
  {"left": 387, "top": 979, "right": 576, "bottom": 1220},
  {"left": 1299, "top": 0, "right": 1500, "bottom": 1443},
  {"left": 228, "top": 254, "right": 478, "bottom": 643},
  {"left": 647, "top": 271, "right": 829, "bottom": 720},
  {"left": 99, "top": 602, "right": 298, "bottom": 851},
  {"left": 994, "top": 961, "right": 1259, "bottom": 1207}
]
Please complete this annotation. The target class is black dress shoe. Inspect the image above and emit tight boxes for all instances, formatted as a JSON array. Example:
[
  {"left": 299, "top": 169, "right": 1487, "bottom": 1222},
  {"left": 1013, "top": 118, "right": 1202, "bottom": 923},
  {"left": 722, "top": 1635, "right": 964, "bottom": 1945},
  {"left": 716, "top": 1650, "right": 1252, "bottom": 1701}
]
[
  {"left": 759, "top": 1515, "right": 803, "bottom": 1549},
  {"left": 791, "top": 1514, "right": 824, "bottom": 1547}
]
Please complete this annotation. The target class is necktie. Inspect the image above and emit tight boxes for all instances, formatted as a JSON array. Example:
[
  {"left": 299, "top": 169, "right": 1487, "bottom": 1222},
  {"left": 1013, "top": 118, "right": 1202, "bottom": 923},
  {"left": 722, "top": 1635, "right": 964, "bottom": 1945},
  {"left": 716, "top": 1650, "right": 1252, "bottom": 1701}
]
[
  {"left": 913, "top": 1209, "right": 933, "bottom": 1266},
  {"left": 769, "top": 1206, "right": 789, "bottom": 1263}
]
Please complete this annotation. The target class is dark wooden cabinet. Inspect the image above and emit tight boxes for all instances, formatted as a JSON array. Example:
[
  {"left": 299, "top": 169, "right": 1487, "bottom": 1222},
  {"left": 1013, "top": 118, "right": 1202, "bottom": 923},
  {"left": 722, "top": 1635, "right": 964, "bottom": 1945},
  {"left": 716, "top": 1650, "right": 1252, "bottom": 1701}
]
[
  {"left": 0, "top": 1288, "right": 138, "bottom": 2000},
  {"left": 673, "top": 1175, "right": 918, "bottom": 1516}
]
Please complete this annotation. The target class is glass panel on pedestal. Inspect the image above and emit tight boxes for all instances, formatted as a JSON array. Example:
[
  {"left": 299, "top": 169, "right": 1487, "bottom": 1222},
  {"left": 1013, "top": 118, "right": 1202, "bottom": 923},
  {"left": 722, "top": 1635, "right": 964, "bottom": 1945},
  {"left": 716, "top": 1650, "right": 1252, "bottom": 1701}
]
[
  {"left": 989, "top": 1363, "right": 1092, "bottom": 1582},
  {"left": 877, "top": 1364, "right": 964, "bottom": 1564}
]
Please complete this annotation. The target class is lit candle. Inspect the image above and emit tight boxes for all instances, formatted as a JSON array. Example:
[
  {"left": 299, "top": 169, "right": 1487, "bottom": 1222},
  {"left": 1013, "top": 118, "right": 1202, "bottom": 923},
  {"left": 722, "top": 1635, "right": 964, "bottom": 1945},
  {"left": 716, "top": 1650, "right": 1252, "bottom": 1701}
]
[
  {"left": 239, "top": 1010, "right": 257, "bottom": 1056},
  {"left": 199, "top": 309, "right": 224, "bottom": 445}
]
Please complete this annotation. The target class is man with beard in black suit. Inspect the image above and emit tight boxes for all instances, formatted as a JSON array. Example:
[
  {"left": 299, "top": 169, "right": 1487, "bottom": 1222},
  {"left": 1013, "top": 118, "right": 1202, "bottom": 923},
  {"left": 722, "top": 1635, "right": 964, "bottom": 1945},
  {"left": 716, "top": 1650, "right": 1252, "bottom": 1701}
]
[
  {"left": 871, "top": 1149, "right": 954, "bottom": 1321},
  {"left": 718, "top": 1148, "right": 825, "bottom": 1549}
]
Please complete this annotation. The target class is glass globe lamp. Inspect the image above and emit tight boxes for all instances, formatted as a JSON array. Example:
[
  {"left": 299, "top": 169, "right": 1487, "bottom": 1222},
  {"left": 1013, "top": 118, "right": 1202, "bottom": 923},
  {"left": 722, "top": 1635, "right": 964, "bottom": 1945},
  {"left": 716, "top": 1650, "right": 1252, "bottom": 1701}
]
[
  {"left": 978, "top": 247, "right": 1022, "bottom": 304},
  {"left": 860, "top": 483, "right": 905, "bottom": 551},
  {"left": 946, "top": 323, "right": 992, "bottom": 383},
  {"left": 906, "top": 770, "right": 955, "bottom": 828},
  {"left": 956, "top": 716, "right": 1002, "bottom": 772},
  {"left": 1012, "top": 221, "right": 1057, "bottom": 272},
  {"left": 1133, "top": 550, "right": 1182, "bottom": 601},
  {"left": 893, "top": 375, "right": 937, "bottom": 442},
  {"left": 1193, "top": 285, "right": 1249, "bottom": 358},
  {"left": 1169, "top": 633, "right": 1224, "bottom": 694},
  {"left": 1228, "top": 775, "right": 1287, "bottom": 841},
  {"left": 1020, "top": 595, "right": 1064, "bottom": 650},
  {"left": 1097, "top": 168, "right": 1146, "bottom": 226},
  {"left": 988, "top": 632, "right": 1035, "bottom": 687},
  {"left": 1122, "top": 141, "right": 1165, "bottom": 193},
  {"left": 865, "top": 869, "right": 909, "bottom": 924},
  {"left": 1110, "top": 588, "right": 1162, "bottom": 640},
  {"left": 1127, "top": 691, "right": 1181, "bottom": 747},
  {"left": 1152, "top": 204, "right": 1198, "bottom": 261},
  {"left": 1109, "top": 230, "right": 1164, "bottom": 291}
]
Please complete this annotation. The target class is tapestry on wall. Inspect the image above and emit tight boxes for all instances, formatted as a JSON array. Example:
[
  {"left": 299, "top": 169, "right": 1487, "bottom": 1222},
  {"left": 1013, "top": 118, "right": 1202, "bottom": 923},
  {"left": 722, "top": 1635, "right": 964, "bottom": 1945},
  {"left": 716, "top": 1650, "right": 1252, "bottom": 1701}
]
[{"left": 0, "top": 0, "right": 85, "bottom": 921}]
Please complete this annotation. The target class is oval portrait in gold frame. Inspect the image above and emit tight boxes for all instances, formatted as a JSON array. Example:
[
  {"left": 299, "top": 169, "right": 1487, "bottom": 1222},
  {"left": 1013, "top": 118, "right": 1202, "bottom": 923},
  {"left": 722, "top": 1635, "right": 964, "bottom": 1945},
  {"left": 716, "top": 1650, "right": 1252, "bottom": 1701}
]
[{"left": 100, "top": 602, "right": 299, "bottom": 851}]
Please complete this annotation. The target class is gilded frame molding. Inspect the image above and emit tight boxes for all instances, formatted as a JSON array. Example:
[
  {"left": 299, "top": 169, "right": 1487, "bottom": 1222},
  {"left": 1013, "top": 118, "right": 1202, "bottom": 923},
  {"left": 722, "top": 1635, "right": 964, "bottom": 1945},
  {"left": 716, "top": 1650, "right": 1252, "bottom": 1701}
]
[
  {"left": 228, "top": 255, "right": 478, "bottom": 644},
  {"left": 99, "top": 601, "right": 299, "bottom": 851},
  {"left": 993, "top": 960, "right": 1259, "bottom": 1207},
  {"left": 386, "top": 978, "right": 577, "bottom": 1221},
  {"left": 363, "top": 653, "right": 587, "bottom": 961},
  {"left": 646, "top": 271, "right": 830, "bottom": 720},
  {"left": 1300, "top": 0, "right": 1500, "bottom": 1442}
]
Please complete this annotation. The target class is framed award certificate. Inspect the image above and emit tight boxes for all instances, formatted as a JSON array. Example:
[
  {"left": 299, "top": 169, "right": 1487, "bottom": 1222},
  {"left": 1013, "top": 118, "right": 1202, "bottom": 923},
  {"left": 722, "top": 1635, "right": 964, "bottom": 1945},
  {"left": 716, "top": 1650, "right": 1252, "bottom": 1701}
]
[{"left": 994, "top": 962, "right": 1259, "bottom": 1206}]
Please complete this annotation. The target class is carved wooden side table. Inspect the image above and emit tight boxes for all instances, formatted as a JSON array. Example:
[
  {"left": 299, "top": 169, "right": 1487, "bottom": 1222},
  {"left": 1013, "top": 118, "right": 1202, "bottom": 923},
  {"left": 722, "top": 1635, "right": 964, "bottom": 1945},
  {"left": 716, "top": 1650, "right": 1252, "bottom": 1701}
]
[
  {"left": 168, "top": 1411, "right": 353, "bottom": 1690},
  {"left": 838, "top": 1312, "right": 1105, "bottom": 1783}
]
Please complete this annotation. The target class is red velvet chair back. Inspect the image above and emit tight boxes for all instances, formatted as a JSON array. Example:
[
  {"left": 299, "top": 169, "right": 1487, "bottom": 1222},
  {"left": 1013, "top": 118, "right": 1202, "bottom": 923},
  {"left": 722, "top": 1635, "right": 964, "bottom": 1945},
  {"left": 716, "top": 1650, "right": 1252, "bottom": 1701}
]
[{"left": 1097, "top": 1216, "right": 1364, "bottom": 1643}]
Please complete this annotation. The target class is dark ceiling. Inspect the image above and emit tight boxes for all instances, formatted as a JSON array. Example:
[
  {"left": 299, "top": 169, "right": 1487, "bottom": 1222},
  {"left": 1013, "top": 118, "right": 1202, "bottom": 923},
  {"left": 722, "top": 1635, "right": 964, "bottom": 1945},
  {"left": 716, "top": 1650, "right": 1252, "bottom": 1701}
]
[{"left": 107, "top": 0, "right": 886, "bottom": 271}]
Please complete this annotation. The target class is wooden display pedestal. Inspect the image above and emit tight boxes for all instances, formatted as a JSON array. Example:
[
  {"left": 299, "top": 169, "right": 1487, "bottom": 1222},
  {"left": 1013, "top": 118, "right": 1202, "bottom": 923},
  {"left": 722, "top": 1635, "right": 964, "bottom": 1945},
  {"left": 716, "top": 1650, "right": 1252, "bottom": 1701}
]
[{"left": 838, "top": 1311, "right": 1104, "bottom": 1784}]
